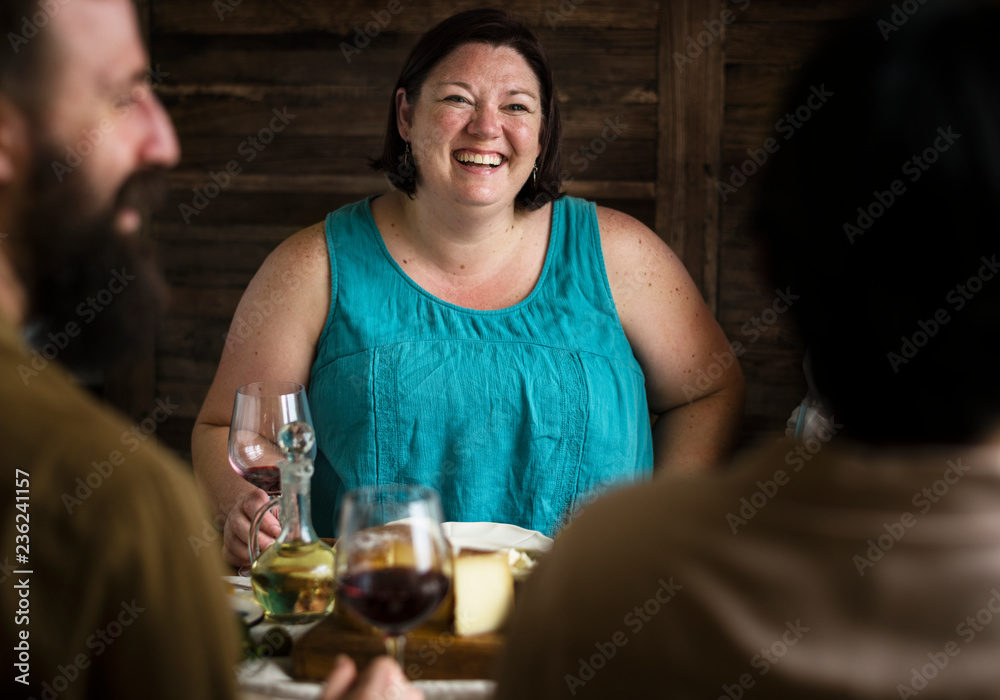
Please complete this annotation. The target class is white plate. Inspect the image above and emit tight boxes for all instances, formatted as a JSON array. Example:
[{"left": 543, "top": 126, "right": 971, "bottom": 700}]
[
  {"left": 229, "top": 593, "right": 264, "bottom": 626},
  {"left": 442, "top": 521, "right": 553, "bottom": 555}
]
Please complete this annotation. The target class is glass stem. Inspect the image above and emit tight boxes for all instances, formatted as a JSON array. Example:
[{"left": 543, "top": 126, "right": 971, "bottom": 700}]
[{"left": 385, "top": 634, "right": 407, "bottom": 669}]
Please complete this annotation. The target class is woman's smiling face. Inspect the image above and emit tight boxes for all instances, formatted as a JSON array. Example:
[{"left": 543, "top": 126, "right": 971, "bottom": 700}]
[{"left": 397, "top": 42, "right": 544, "bottom": 209}]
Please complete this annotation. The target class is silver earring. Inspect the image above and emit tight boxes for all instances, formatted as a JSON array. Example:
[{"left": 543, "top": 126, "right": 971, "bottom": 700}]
[
  {"left": 404, "top": 142, "right": 411, "bottom": 169},
  {"left": 532, "top": 160, "right": 538, "bottom": 186}
]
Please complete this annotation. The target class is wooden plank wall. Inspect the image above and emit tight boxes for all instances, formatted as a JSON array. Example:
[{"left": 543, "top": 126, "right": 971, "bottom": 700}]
[{"left": 136, "top": 0, "right": 873, "bottom": 460}]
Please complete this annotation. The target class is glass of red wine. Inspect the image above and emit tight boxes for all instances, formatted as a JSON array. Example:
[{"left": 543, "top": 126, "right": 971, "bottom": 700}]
[
  {"left": 335, "top": 485, "right": 453, "bottom": 668},
  {"left": 228, "top": 381, "right": 315, "bottom": 564}
]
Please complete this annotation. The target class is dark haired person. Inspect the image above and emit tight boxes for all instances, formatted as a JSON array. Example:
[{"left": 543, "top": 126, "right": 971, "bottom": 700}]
[
  {"left": 496, "top": 1, "right": 1000, "bottom": 698},
  {"left": 193, "top": 8, "right": 744, "bottom": 566},
  {"left": 0, "top": 1, "right": 417, "bottom": 698}
]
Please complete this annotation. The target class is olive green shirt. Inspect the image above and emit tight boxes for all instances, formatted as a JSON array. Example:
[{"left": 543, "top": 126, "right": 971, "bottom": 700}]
[
  {"left": 0, "top": 316, "right": 239, "bottom": 699},
  {"left": 498, "top": 437, "right": 1000, "bottom": 699}
]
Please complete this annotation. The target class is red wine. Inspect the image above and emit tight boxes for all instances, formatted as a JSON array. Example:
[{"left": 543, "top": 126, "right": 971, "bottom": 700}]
[
  {"left": 242, "top": 465, "right": 280, "bottom": 495},
  {"left": 339, "top": 567, "right": 449, "bottom": 634}
]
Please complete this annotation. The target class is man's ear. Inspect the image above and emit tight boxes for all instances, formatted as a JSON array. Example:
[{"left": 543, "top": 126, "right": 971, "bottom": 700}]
[{"left": 0, "top": 97, "right": 29, "bottom": 184}]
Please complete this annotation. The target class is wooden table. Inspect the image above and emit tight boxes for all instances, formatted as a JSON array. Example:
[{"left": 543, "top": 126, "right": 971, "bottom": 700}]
[
  {"left": 271, "top": 536, "right": 521, "bottom": 686},
  {"left": 294, "top": 613, "right": 504, "bottom": 682}
]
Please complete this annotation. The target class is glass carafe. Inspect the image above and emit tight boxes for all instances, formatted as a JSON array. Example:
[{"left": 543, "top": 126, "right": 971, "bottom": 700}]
[{"left": 249, "top": 421, "right": 336, "bottom": 623}]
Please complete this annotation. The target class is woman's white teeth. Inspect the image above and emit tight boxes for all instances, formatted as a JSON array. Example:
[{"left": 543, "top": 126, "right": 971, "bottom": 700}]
[{"left": 456, "top": 152, "right": 502, "bottom": 166}]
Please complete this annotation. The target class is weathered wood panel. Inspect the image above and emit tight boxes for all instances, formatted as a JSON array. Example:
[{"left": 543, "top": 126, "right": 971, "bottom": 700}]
[
  {"left": 153, "top": 0, "right": 662, "bottom": 34},
  {"left": 153, "top": 29, "right": 657, "bottom": 92},
  {"left": 658, "top": 0, "right": 724, "bottom": 311},
  {"left": 726, "top": 0, "right": 873, "bottom": 23}
]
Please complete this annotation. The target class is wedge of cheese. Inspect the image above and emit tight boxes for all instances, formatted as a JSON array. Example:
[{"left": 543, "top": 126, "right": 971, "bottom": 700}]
[{"left": 453, "top": 550, "right": 514, "bottom": 636}]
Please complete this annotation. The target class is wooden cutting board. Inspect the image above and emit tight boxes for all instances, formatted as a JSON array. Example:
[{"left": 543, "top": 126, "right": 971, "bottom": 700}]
[{"left": 293, "top": 612, "right": 504, "bottom": 681}]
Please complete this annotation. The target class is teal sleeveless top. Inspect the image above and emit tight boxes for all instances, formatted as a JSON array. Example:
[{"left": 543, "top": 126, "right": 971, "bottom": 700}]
[{"left": 308, "top": 196, "right": 653, "bottom": 537}]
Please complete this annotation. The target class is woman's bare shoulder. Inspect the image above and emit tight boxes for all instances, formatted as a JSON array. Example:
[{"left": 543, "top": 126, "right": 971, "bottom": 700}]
[
  {"left": 245, "top": 221, "right": 326, "bottom": 292},
  {"left": 268, "top": 220, "right": 327, "bottom": 266},
  {"left": 595, "top": 205, "right": 683, "bottom": 286}
]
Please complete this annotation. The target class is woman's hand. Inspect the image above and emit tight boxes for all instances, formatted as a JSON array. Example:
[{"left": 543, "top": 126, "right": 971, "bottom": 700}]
[
  {"left": 223, "top": 488, "right": 281, "bottom": 567},
  {"left": 321, "top": 655, "right": 423, "bottom": 700}
]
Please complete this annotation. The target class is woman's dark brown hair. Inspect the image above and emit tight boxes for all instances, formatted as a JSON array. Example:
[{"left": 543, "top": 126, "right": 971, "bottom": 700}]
[{"left": 370, "top": 8, "right": 564, "bottom": 211}]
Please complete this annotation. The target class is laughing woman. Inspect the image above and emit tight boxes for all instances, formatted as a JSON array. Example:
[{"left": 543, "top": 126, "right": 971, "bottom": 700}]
[{"left": 192, "top": 8, "right": 744, "bottom": 567}]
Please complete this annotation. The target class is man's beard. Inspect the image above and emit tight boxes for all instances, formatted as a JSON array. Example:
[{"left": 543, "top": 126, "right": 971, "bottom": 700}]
[{"left": 14, "top": 145, "right": 169, "bottom": 378}]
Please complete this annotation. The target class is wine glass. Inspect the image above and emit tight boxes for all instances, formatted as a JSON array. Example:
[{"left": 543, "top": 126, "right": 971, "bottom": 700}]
[
  {"left": 335, "top": 485, "right": 453, "bottom": 668},
  {"left": 229, "top": 381, "right": 315, "bottom": 493},
  {"left": 228, "top": 381, "right": 316, "bottom": 567}
]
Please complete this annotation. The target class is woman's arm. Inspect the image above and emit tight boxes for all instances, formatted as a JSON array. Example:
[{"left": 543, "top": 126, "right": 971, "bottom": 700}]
[
  {"left": 192, "top": 223, "right": 330, "bottom": 566},
  {"left": 598, "top": 207, "right": 745, "bottom": 473}
]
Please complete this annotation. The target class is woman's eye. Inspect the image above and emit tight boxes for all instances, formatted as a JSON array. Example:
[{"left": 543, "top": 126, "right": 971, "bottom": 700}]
[
  {"left": 507, "top": 104, "right": 527, "bottom": 112},
  {"left": 446, "top": 95, "right": 469, "bottom": 104}
]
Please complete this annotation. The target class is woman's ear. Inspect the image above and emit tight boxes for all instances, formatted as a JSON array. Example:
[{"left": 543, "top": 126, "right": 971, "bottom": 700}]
[{"left": 395, "top": 87, "right": 412, "bottom": 142}]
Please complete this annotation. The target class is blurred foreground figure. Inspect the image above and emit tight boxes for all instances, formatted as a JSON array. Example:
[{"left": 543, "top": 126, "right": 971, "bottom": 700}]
[
  {"left": 497, "top": 2, "right": 1000, "bottom": 698},
  {"left": 0, "top": 1, "right": 237, "bottom": 698},
  {"left": 0, "top": 2, "right": 417, "bottom": 699}
]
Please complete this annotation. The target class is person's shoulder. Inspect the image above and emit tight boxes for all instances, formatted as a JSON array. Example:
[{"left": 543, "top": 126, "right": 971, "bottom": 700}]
[
  {"left": 0, "top": 352, "right": 149, "bottom": 469},
  {"left": 557, "top": 467, "right": 750, "bottom": 557},
  {"left": 592, "top": 206, "right": 687, "bottom": 319},
  {"left": 594, "top": 205, "right": 675, "bottom": 268},
  {"left": 252, "top": 221, "right": 330, "bottom": 296},
  {"left": 277, "top": 221, "right": 327, "bottom": 262},
  {"left": 0, "top": 361, "right": 197, "bottom": 519},
  {"left": 54, "top": 402, "right": 216, "bottom": 556},
  {"left": 594, "top": 204, "right": 650, "bottom": 234},
  {"left": 50, "top": 389, "right": 191, "bottom": 490},
  {"left": 272, "top": 195, "right": 380, "bottom": 272}
]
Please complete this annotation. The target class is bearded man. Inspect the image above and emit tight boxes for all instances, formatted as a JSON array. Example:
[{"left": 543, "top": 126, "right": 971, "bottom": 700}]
[{"left": 0, "top": 2, "right": 417, "bottom": 699}]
